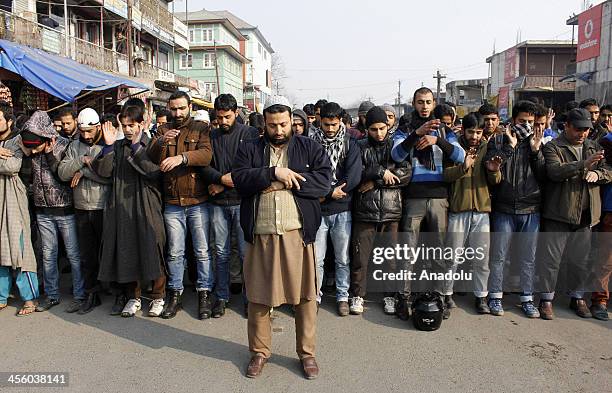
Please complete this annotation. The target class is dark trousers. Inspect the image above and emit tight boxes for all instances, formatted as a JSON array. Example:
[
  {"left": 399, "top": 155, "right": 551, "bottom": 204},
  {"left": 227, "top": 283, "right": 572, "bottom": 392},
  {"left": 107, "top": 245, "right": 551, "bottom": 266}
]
[
  {"left": 591, "top": 212, "right": 612, "bottom": 303},
  {"left": 75, "top": 209, "right": 104, "bottom": 294},
  {"left": 537, "top": 218, "right": 592, "bottom": 298},
  {"left": 350, "top": 221, "right": 398, "bottom": 297},
  {"left": 121, "top": 276, "right": 166, "bottom": 300}
]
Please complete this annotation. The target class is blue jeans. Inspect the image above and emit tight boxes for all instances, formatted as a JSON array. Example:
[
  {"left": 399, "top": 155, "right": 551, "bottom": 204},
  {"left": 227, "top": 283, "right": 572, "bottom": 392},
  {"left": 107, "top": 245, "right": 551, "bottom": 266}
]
[
  {"left": 37, "top": 213, "right": 84, "bottom": 301},
  {"left": 0, "top": 268, "right": 39, "bottom": 303},
  {"left": 164, "top": 203, "right": 213, "bottom": 292},
  {"left": 315, "top": 211, "right": 352, "bottom": 302},
  {"left": 211, "top": 204, "right": 246, "bottom": 302},
  {"left": 488, "top": 212, "right": 539, "bottom": 302}
]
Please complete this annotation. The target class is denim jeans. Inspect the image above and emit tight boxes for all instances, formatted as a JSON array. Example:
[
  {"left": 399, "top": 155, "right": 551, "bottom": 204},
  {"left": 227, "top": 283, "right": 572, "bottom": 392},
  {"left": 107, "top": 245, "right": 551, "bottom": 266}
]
[
  {"left": 488, "top": 212, "right": 539, "bottom": 302},
  {"left": 441, "top": 211, "right": 490, "bottom": 297},
  {"left": 37, "top": 213, "right": 84, "bottom": 301},
  {"left": 164, "top": 203, "right": 213, "bottom": 292},
  {"left": 315, "top": 211, "right": 352, "bottom": 302},
  {"left": 211, "top": 204, "right": 246, "bottom": 302}
]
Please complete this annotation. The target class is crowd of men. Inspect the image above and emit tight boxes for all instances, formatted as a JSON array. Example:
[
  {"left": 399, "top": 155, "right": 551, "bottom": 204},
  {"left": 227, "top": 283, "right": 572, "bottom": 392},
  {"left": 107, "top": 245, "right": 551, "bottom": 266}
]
[{"left": 0, "top": 87, "right": 610, "bottom": 379}]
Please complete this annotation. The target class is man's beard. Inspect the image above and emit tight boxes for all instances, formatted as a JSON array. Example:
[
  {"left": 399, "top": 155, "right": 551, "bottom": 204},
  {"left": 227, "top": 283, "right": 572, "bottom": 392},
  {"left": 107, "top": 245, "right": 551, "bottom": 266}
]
[
  {"left": 174, "top": 112, "right": 190, "bottom": 127},
  {"left": 270, "top": 136, "right": 290, "bottom": 146}
]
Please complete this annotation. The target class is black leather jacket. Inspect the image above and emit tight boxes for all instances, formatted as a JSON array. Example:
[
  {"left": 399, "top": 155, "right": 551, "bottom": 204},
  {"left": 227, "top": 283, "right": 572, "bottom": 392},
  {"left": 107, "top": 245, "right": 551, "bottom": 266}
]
[
  {"left": 485, "top": 133, "right": 546, "bottom": 215},
  {"left": 353, "top": 137, "right": 412, "bottom": 223}
]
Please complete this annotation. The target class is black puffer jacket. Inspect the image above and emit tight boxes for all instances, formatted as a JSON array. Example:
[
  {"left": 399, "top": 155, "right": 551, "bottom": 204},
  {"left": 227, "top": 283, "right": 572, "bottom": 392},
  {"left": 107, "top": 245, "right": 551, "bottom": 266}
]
[
  {"left": 353, "top": 136, "right": 412, "bottom": 223},
  {"left": 485, "top": 133, "right": 546, "bottom": 215}
]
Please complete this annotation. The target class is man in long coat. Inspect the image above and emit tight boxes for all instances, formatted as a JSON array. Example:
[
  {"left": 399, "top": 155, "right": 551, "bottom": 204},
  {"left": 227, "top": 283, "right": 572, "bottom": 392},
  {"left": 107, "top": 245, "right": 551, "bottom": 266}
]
[{"left": 233, "top": 96, "right": 332, "bottom": 380}]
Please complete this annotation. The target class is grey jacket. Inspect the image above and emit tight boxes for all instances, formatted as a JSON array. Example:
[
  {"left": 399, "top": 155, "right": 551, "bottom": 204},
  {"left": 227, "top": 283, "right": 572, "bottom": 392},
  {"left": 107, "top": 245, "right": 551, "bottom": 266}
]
[{"left": 58, "top": 139, "right": 111, "bottom": 210}]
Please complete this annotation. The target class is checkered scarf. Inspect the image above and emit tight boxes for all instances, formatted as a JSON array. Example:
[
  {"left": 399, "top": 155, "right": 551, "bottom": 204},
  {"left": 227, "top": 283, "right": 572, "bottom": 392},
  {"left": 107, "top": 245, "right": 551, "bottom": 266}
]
[
  {"left": 312, "top": 123, "right": 346, "bottom": 183},
  {"left": 512, "top": 123, "right": 533, "bottom": 142}
]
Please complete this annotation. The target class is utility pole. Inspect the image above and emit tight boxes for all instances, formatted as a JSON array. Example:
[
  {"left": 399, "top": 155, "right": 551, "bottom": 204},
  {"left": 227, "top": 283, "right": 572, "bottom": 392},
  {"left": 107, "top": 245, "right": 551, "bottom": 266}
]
[
  {"left": 63, "top": 0, "right": 69, "bottom": 56},
  {"left": 433, "top": 69, "right": 446, "bottom": 104},
  {"left": 396, "top": 79, "right": 401, "bottom": 116},
  {"left": 213, "top": 40, "right": 221, "bottom": 95},
  {"left": 127, "top": 0, "right": 133, "bottom": 77}
]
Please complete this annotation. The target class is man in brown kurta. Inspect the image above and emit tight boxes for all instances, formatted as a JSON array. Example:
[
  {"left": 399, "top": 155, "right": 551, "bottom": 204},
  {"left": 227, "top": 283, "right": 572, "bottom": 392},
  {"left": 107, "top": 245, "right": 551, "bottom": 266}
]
[{"left": 233, "top": 96, "right": 332, "bottom": 379}]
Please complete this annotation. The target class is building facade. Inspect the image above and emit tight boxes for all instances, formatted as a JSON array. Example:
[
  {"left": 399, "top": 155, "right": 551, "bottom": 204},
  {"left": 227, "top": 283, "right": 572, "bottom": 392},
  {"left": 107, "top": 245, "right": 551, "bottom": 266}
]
[
  {"left": 445, "top": 79, "right": 487, "bottom": 117},
  {"left": 486, "top": 40, "right": 576, "bottom": 119},
  {"left": 176, "top": 10, "right": 250, "bottom": 106},
  {"left": 567, "top": 1, "right": 612, "bottom": 103}
]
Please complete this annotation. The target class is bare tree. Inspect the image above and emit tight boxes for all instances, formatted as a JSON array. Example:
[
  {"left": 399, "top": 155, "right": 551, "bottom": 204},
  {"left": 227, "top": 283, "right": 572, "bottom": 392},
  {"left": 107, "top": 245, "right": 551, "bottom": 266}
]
[{"left": 271, "top": 53, "right": 288, "bottom": 96}]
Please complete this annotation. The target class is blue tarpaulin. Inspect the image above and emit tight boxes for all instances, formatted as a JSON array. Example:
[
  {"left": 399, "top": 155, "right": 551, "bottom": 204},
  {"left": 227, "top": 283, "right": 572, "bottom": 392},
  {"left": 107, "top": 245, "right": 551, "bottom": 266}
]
[{"left": 0, "top": 39, "right": 149, "bottom": 102}]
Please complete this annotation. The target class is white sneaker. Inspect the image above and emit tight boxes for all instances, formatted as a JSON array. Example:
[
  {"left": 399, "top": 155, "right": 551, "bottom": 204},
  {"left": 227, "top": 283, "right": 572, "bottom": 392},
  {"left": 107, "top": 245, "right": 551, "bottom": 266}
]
[
  {"left": 121, "top": 298, "right": 141, "bottom": 318},
  {"left": 349, "top": 296, "right": 364, "bottom": 315},
  {"left": 383, "top": 297, "right": 396, "bottom": 315},
  {"left": 148, "top": 298, "right": 165, "bottom": 317}
]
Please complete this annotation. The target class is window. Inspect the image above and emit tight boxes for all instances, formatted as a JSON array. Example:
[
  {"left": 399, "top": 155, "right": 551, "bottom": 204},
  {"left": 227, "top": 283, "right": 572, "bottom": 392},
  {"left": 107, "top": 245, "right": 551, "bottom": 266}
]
[
  {"left": 258, "top": 43, "right": 262, "bottom": 55},
  {"left": 203, "top": 53, "right": 216, "bottom": 68},
  {"left": 202, "top": 28, "right": 213, "bottom": 42},
  {"left": 180, "top": 54, "right": 192, "bottom": 69},
  {"left": 203, "top": 82, "right": 216, "bottom": 93},
  {"left": 189, "top": 26, "right": 214, "bottom": 44}
]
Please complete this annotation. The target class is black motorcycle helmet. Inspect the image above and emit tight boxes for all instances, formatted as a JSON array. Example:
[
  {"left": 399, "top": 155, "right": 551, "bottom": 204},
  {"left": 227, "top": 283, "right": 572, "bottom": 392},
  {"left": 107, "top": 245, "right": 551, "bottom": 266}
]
[{"left": 411, "top": 292, "right": 444, "bottom": 331}]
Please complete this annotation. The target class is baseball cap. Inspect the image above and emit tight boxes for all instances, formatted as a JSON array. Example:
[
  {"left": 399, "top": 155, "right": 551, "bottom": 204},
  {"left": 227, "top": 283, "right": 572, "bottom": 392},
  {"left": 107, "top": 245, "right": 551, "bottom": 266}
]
[
  {"left": 77, "top": 108, "right": 100, "bottom": 129},
  {"left": 567, "top": 108, "right": 593, "bottom": 129}
]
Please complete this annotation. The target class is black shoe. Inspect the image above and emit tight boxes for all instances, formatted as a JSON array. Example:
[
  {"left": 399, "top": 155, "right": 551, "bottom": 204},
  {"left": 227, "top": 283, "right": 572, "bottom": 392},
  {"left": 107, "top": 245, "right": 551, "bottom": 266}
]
[
  {"left": 444, "top": 295, "right": 457, "bottom": 309},
  {"left": 78, "top": 293, "right": 101, "bottom": 314},
  {"left": 212, "top": 299, "right": 227, "bottom": 318},
  {"left": 161, "top": 290, "right": 182, "bottom": 319},
  {"left": 230, "top": 283, "right": 242, "bottom": 295},
  {"left": 590, "top": 303, "right": 609, "bottom": 321},
  {"left": 35, "top": 297, "right": 60, "bottom": 312},
  {"left": 396, "top": 294, "right": 411, "bottom": 321},
  {"left": 110, "top": 294, "right": 127, "bottom": 316},
  {"left": 475, "top": 297, "right": 490, "bottom": 314},
  {"left": 198, "top": 290, "right": 212, "bottom": 319}
]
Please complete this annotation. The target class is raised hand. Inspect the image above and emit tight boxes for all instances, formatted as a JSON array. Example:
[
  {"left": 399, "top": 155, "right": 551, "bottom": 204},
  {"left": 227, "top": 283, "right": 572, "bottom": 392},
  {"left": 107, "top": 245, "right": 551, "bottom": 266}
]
[
  {"left": 102, "top": 121, "right": 118, "bottom": 146},
  {"left": 485, "top": 155, "right": 503, "bottom": 172}
]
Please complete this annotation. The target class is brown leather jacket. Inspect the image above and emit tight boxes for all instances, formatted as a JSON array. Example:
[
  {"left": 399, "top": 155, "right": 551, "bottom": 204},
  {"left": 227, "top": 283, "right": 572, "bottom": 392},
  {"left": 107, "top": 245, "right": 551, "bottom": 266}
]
[{"left": 149, "top": 118, "right": 212, "bottom": 206}]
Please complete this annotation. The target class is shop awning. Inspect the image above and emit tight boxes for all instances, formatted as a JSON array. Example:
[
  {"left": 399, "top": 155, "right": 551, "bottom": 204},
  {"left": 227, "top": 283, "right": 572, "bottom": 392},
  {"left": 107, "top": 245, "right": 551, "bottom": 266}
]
[
  {"left": 192, "top": 97, "right": 213, "bottom": 109},
  {"left": 0, "top": 39, "right": 149, "bottom": 102}
]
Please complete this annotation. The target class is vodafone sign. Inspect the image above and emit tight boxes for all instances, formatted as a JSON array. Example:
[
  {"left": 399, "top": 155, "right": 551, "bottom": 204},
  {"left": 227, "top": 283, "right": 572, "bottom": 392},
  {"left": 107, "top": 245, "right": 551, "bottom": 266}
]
[{"left": 577, "top": 3, "right": 603, "bottom": 62}]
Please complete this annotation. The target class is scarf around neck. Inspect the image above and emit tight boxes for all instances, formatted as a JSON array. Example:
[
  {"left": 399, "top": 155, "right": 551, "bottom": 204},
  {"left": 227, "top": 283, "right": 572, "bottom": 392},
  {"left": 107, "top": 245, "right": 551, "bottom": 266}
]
[
  {"left": 410, "top": 113, "right": 436, "bottom": 171},
  {"left": 313, "top": 122, "right": 347, "bottom": 183}
]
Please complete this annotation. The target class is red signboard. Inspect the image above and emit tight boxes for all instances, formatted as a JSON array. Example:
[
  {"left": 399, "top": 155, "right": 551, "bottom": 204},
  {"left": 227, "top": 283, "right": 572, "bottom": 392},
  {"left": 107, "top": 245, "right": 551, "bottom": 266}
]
[
  {"left": 498, "top": 86, "right": 510, "bottom": 119},
  {"left": 504, "top": 47, "right": 517, "bottom": 84},
  {"left": 577, "top": 3, "right": 603, "bottom": 62}
]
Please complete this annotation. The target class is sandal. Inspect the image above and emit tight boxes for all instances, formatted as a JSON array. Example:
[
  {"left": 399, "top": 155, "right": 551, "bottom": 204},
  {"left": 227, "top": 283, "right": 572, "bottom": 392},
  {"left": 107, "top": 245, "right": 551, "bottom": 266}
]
[
  {"left": 17, "top": 303, "right": 36, "bottom": 317},
  {"left": 0, "top": 303, "right": 7, "bottom": 311}
]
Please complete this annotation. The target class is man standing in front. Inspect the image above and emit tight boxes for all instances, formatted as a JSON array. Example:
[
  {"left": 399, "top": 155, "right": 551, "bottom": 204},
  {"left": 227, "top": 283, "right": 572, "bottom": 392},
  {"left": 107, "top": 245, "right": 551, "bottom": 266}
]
[
  {"left": 233, "top": 96, "right": 331, "bottom": 379},
  {"left": 148, "top": 90, "right": 213, "bottom": 319}
]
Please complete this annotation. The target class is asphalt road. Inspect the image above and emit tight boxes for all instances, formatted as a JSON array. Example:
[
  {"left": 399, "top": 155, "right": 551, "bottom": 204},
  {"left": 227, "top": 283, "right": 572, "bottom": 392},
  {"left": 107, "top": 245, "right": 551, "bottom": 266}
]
[{"left": 2, "top": 290, "right": 611, "bottom": 393}]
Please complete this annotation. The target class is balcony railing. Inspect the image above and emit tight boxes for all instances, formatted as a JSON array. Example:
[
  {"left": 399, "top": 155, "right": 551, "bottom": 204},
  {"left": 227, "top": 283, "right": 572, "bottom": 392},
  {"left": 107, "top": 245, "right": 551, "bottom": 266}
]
[
  {"left": 523, "top": 75, "right": 575, "bottom": 91},
  {"left": 0, "top": 10, "right": 189, "bottom": 87}
]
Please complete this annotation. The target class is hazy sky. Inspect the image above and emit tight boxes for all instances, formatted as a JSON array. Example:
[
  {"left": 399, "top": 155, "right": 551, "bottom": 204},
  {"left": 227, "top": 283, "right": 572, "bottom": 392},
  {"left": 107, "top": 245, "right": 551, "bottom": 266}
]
[{"left": 173, "top": 0, "right": 587, "bottom": 107}]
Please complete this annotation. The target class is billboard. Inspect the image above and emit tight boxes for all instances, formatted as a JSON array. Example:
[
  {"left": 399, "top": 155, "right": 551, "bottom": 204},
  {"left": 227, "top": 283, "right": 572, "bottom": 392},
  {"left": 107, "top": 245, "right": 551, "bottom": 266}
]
[
  {"left": 504, "top": 46, "right": 517, "bottom": 84},
  {"left": 577, "top": 3, "right": 603, "bottom": 62}
]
